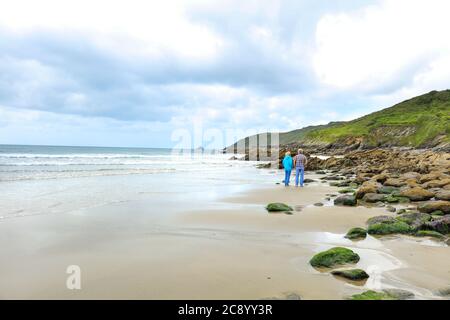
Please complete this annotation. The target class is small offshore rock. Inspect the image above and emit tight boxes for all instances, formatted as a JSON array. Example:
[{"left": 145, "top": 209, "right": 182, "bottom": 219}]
[{"left": 309, "top": 247, "right": 360, "bottom": 268}]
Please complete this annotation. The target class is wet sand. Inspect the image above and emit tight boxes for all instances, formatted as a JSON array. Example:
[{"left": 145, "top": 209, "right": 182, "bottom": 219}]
[{"left": 0, "top": 175, "right": 448, "bottom": 299}]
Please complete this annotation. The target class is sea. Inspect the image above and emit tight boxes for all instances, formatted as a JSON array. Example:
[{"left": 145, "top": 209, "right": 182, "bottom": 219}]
[{"left": 0, "top": 144, "right": 279, "bottom": 220}]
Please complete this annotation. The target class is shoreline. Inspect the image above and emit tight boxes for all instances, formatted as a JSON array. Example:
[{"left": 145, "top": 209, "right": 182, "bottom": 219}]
[{"left": 0, "top": 171, "right": 448, "bottom": 299}]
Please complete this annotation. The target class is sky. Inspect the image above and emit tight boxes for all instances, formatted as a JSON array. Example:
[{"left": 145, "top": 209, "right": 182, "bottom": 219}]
[{"left": 1, "top": 0, "right": 450, "bottom": 148}]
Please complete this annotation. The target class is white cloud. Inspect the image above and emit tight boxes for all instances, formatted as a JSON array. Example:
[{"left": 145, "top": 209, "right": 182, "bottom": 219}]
[
  {"left": 313, "top": 0, "right": 450, "bottom": 91},
  {"left": 0, "top": 0, "right": 223, "bottom": 60}
]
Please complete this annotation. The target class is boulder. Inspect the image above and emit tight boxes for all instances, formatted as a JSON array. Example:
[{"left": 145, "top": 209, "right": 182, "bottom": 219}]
[
  {"left": 424, "top": 216, "right": 450, "bottom": 234},
  {"left": 399, "top": 187, "right": 434, "bottom": 201},
  {"left": 362, "top": 193, "right": 386, "bottom": 203},
  {"left": 422, "top": 178, "right": 450, "bottom": 189},
  {"left": 334, "top": 195, "right": 357, "bottom": 206},
  {"left": 396, "top": 212, "right": 431, "bottom": 230},
  {"left": 419, "top": 172, "right": 444, "bottom": 183},
  {"left": 309, "top": 247, "right": 360, "bottom": 268},
  {"left": 378, "top": 186, "right": 400, "bottom": 195},
  {"left": 266, "top": 203, "right": 293, "bottom": 212},
  {"left": 371, "top": 173, "right": 389, "bottom": 183},
  {"left": 415, "top": 230, "right": 445, "bottom": 239},
  {"left": 435, "top": 190, "right": 450, "bottom": 201},
  {"left": 384, "top": 178, "right": 407, "bottom": 187},
  {"left": 344, "top": 227, "right": 367, "bottom": 240},
  {"left": 349, "top": 290, "right": 395, "bottom": 300},
  {"left": 303, "top": 178, "right": 316, "bottom": 183},
  {"left": 382, "top": 289, "right": 414, "bottom": 300},
  {"left": 367, "top": 216, "right": 411, "bottom": 235},
  {"left": 331, "top": 269, "right": 369, "bottom": 281},
  {"left": 355, "top": 181, "right": 379, "bottom": 199},
  {"left": 401, "top": 172, "right": 421, "bottom": 180},
  {"left": 418, "top": 201, "right": 450, "bottom": 214},
  {"left": 367, "top": 215, "right": 396, "bottom": 226}
]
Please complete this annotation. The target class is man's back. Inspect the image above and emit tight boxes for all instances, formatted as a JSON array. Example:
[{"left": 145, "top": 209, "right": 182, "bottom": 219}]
[{"left": 294, "top": 154, "right": 307, "bottom": 168}]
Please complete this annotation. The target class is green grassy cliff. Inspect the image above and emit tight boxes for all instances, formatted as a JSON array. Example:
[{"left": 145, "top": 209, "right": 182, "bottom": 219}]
[{"left": 231, "top": 90, "right": 450, "bottom": 151}]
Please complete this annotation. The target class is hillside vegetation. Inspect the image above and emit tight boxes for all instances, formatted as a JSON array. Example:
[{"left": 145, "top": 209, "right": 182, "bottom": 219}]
[{"left": 232, "top": 90, "right": 450, "bottom": 151}]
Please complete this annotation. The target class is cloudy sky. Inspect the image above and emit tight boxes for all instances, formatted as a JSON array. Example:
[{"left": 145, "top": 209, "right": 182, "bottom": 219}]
[{"left": 1, "top": 0, "right": 450, "bottom": 148}]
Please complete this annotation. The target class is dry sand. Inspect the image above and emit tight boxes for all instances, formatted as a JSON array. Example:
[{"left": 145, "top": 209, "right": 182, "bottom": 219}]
[{"left": 0, "top": 177, "right": 448, "bottom": 299}]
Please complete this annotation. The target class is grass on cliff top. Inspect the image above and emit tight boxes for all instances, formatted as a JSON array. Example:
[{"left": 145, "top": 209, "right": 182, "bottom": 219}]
[{"left": 283, "top": 90, "right": 450, "bottom": 147}]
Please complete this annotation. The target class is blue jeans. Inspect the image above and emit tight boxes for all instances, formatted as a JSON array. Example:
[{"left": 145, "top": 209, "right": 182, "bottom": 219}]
[
  {"left": 295, "top": 167, "right": 304, "bottom": 186},
  {"left": 284, "top": 170, "right": 291, "bottom": 186}
]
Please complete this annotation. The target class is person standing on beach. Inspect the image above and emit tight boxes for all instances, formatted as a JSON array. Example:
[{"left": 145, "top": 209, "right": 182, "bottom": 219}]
[
  {"left": 293, "top": 149, "right": 307, "bottom": 187},
  {"left": 282, "top": 151, "right": 293, "bottom": 186}
]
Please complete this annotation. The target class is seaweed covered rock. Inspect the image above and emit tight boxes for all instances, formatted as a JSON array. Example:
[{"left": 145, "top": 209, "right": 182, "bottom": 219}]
[
  {"left": 418, "top": 201, "right": 450, "bottom": 215},
  {"left": 396, "top": 212, "right": 431, "bottom": 230},
  {"left": 331, "top": 269, "right": 369, "bottom": 281},
  {"left": 399, "top": 187, "right": 434, "bottom": 201},
  {"left": 345, "top": 227, "right": 367, "bottom": 240},
  {"left": 367, "top": 215, "right": 396, "bottom": 226},
  {"left": 309, "top": 247, "right": 360, "bottom": 268},
  {"left": 349, "top": 290, "right": 395, "bottom": 300},
  {"left": 366, "top": 216, "right": 410, "bottom": 235},
  {"left": 266, "top": 203, "right": 293, "bottom": 212},
  {"left": 334, "top": 195, "right": 357, "bottom": 206},
  {"left": 415, "top": 230, "right": 445, "bottom": 239}
]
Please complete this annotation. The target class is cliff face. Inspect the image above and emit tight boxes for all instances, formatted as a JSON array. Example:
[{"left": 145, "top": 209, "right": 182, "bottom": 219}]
[{"left": 229, "top": 90, "right": 450, "bottom": 154}]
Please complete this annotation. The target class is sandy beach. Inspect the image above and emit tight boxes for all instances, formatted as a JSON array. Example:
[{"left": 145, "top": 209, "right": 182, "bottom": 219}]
[{"left": 1, "top": 168, "right": 448, "bottom": 300}]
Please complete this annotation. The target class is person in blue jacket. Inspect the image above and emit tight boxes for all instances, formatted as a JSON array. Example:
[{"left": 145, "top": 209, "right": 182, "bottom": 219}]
[{"left": 282, "top": 151, "right": 293, "bottom": 186}]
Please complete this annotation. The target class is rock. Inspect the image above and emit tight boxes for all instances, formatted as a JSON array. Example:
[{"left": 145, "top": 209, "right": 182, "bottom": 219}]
[
  {"left": 344, "top": 227, "right": 367, "bottom": 240},
  {"left": 430, "top": 210, "right": 444, "bottom": 216},
  {"left": 256, "top": 163, "right": 271, "bottom": 169},
  {"left": 338, "top": 188, "right": 355, "bottom": 194},
  {"left": 435, "top": 287, "right": 450, "bottom": 297},
  {"left": 266, "top": 203, "right": 293, "bottom": 212},
  {"left": 384, "top": 178, "right": 407, "bottom": 187},
  {"left": 303, "top": 178, "right": 316, "bottom": 183},
  {"left": 396, "top": 212, "right": 431, "bottom": 230},
  {"left": 321, "top": 175, "right": 344, "bottom": 181},
  {"left": 422, "top": 178, "right": 450, "bottom": 189},
  {"left": 444, "top": 184, "right": 450, "bottom": 190},
  {"left": 349, "top": 290, "right": 395, "bottom": 300},
  {"left": 378, "top": 186, "right": 400, "bottom": 195},
  {"left": 419, "top": 172, "right": 444, "bottom": 183},
  {"left": 355, "top": 181, "right": 379, "bottom": 199},
  {"left": 435, "top": 190, "right": 450, "bottom": 201},
  {"left": 371, "top": 173, "right": 389, "bottom": 183},
  {"left": 424, "top": 216, "right": 450, "bottom": 234},
  {"left": 396, "top": 209, "right": 407, "bottom": 215},
  {"left": 331, "top": 269, "right": 369, "bottom": 281},
  {"left": 334, "top": 195, "right": 357, "bottom": 206},
  {"left": 415, "top": 230, "right": 445, "bottom": 239},
  {"left": 402, "top": 172, "right": 421, "bottom": 180},
  {"left": 418, "top": 201, "right": 450, "bottom": 214},
  {"left": 367, "top": 216, "right": 411, "bottom": 235},
  {"left": 314, "top": 202, "right": 324, "bottom": 207},
  {"left": 400, "top": 187, "right": 434, "bottom": 201},
  {"left": 284, "top": 292, "right": 302, "bottom": 300},
  {"left": 382, "top": 289, "right": 415, "bottom": 300},
  {"left": 362, "top": 193, "right": 386, "bottom": 203},
  {"left": 386, "top": 206, "right": 396, "bottom": 213},
  {"left": 367, "top": 215, "right": 397, "bottom": 226},
  {"left": 315, "top": 171, "right": 326, "bottom": 174},
  {"left": 309, "top": 247, "right": 360, "bottom": 268}
]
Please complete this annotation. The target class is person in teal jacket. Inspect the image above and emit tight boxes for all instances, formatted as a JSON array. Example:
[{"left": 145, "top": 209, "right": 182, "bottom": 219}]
[{"left": 282, "top": 151, "right": 293, "bottom": 186}]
